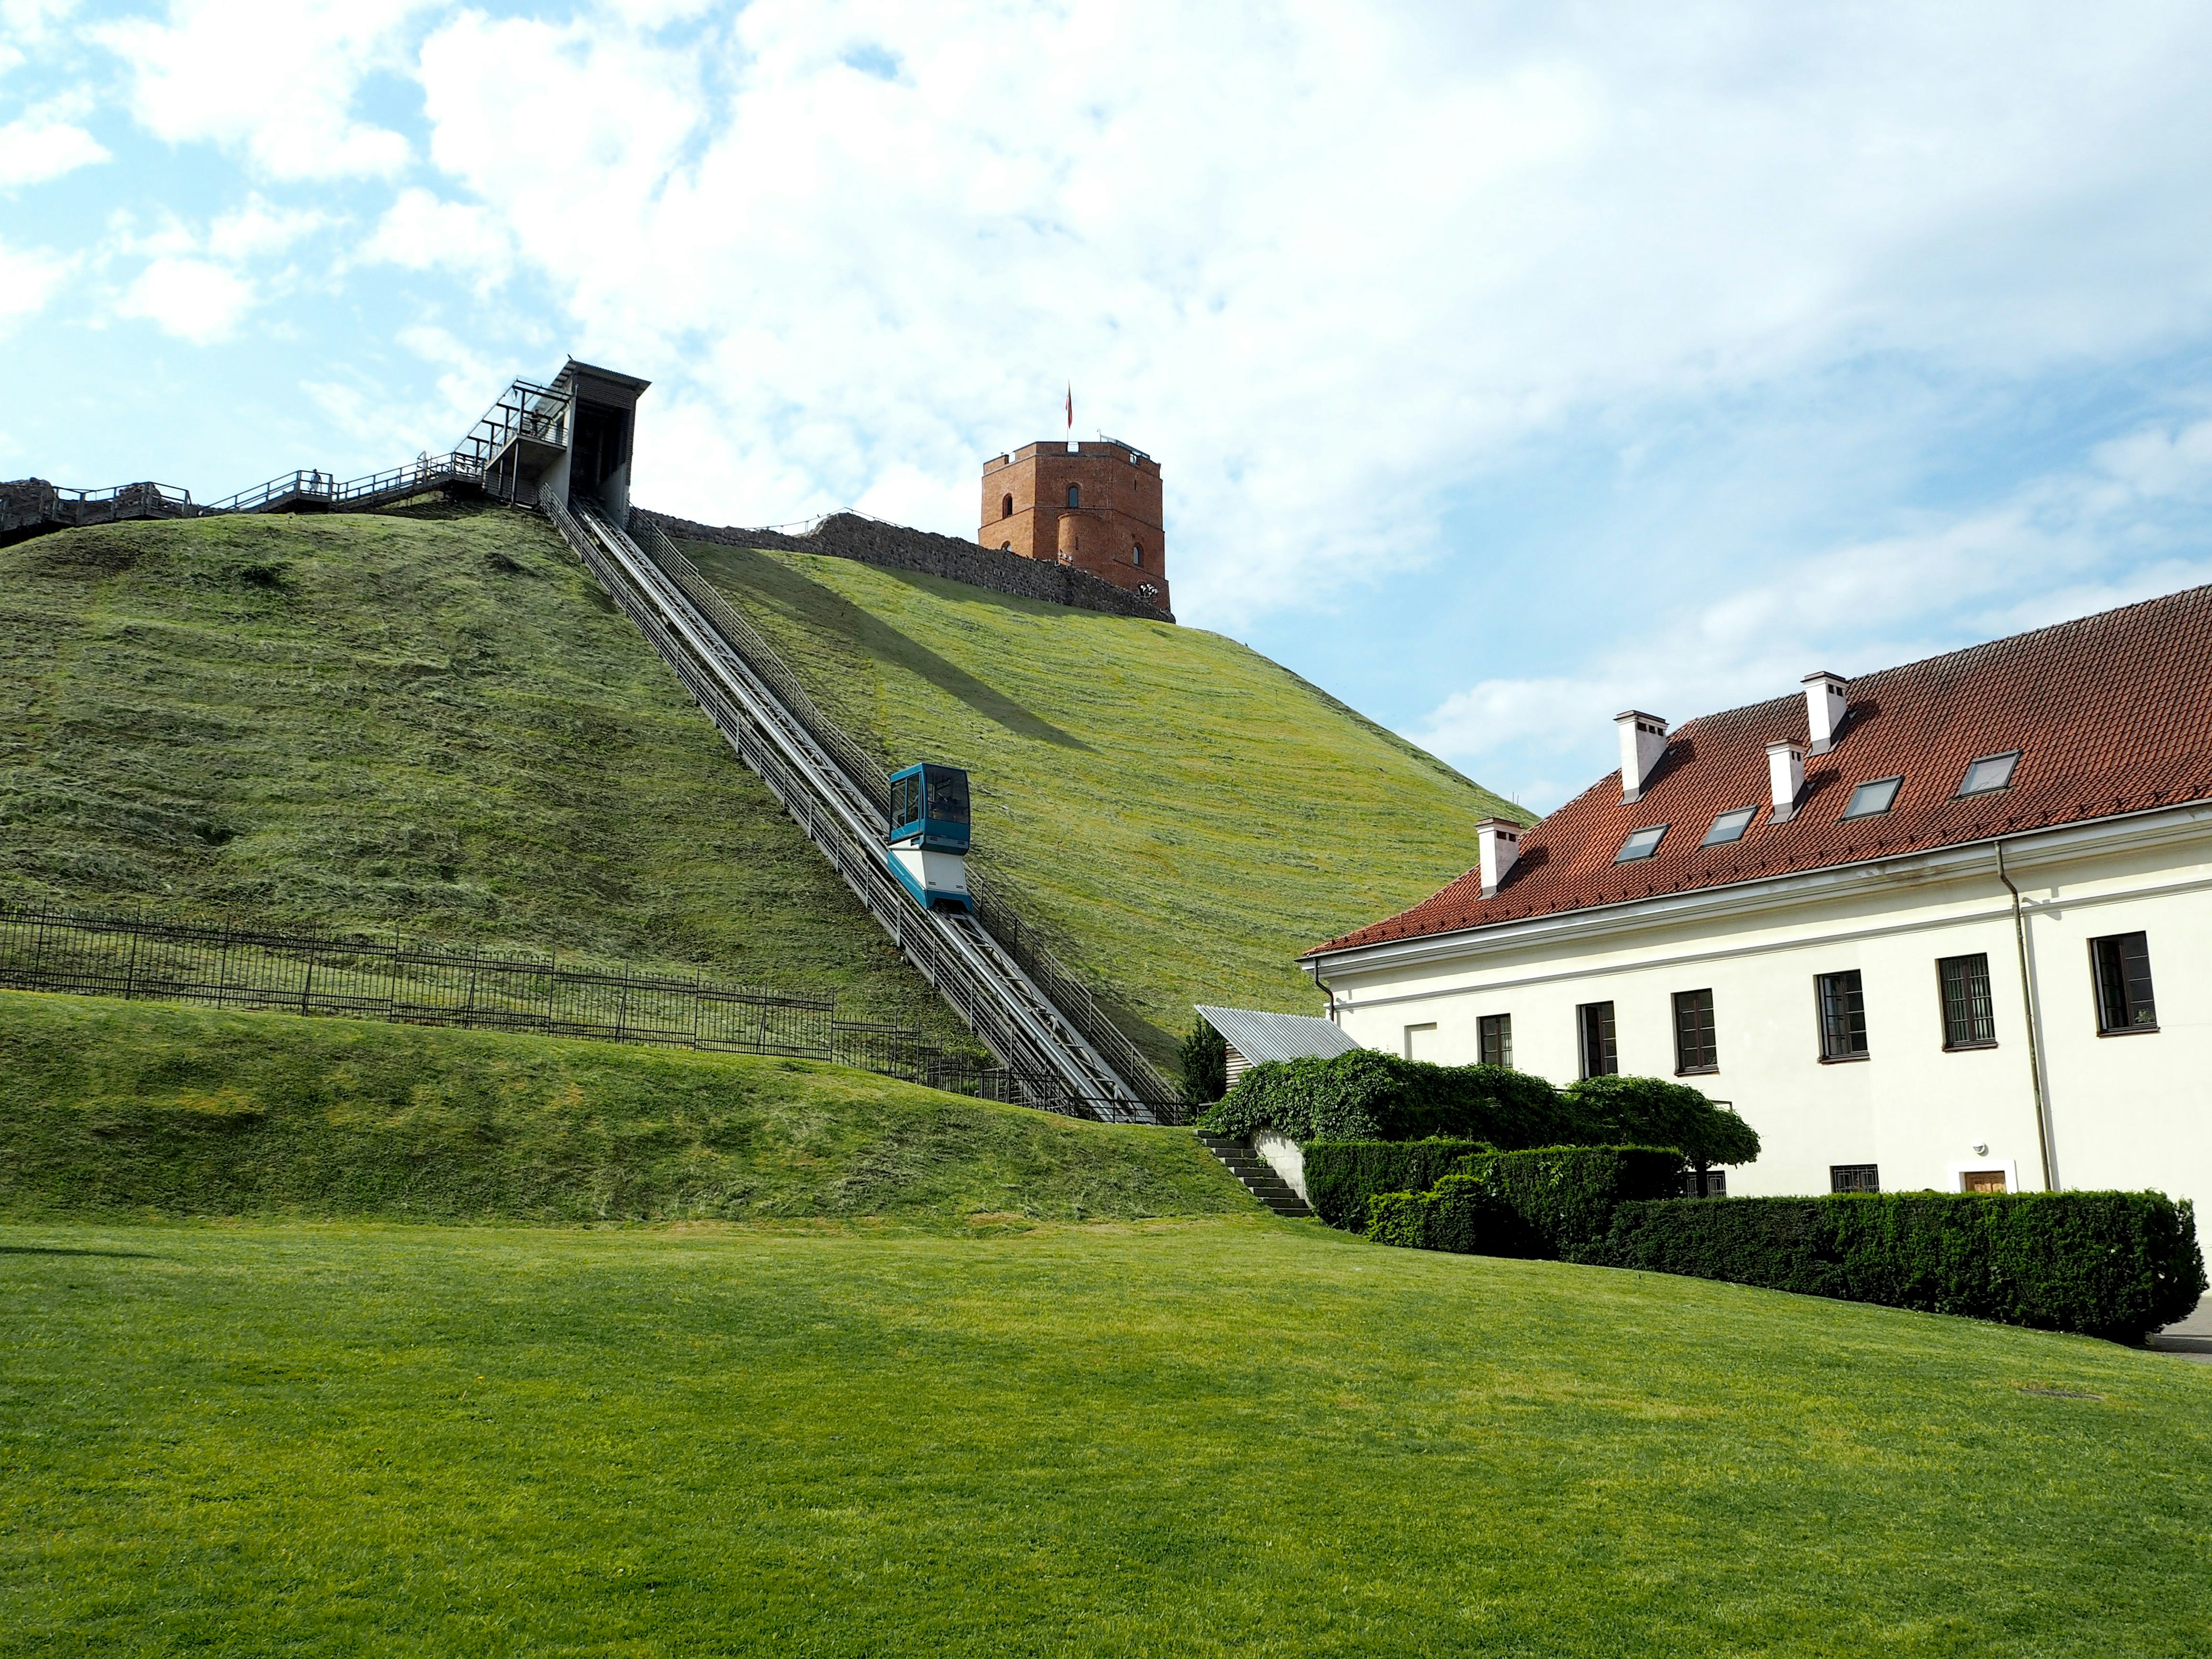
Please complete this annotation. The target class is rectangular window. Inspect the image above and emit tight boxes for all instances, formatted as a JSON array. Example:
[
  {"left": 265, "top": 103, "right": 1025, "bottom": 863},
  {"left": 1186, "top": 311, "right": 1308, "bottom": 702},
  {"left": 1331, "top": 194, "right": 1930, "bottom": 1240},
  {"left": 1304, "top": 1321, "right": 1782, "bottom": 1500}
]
[
  {"left": 1816, "top": 970, "right": 1869, "bottom": 1060},
  {"left": 1478, "top": 1013, "right": 1513, "bottom": 1069},
  {"left": 1701, "top": 806, "right": 1757, "bottom": 847},
  {"left": 1616, "top": 824, "right": 1668, "bottom": 862},
  {"left": 1830, "top": 1164, "right": 1880, "bottom": 1194},
  {"left": 1577, "top": 1001, "right": 1618, "bottom": 1079},
  {"left": 1841, "top": 777, "right": 1903, "bottom": 819},
  {"left": 1672, "top": 988, "right": 1718, "bottom": 1073},
  {"left": 1957, "top": 751, "right": 2020, "bottom": 796},
  {"left": 2091, "top": 933, "right": 2158, "bottom": 1033},
  {"left": 1937, "top": 953, "right": 1997, "bottom": 1049}
]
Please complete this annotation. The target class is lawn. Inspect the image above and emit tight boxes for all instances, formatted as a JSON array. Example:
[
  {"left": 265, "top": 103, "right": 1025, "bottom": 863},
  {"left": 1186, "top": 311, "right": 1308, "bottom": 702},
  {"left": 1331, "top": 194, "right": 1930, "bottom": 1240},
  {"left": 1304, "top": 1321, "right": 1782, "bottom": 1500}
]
[
  {"left": 5, "top": 1218, "right": 2208, "bottom": 1657},
  {"left": 686, "top": 542, "right": 1524, "bottom": 1061},
  {"left": 0, "top": 508, "right": 963, "bottom": 1040},
  {"left": 0, "top": 990, "right": 1236, "bottom": 1225}
]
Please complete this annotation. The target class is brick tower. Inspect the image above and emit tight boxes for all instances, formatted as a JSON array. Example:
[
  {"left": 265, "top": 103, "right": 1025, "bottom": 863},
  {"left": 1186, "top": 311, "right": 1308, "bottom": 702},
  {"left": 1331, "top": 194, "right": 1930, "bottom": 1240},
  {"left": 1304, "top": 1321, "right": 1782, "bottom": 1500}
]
[{"left": 978, "top": 440, "right": 1168, "bottom": 612}]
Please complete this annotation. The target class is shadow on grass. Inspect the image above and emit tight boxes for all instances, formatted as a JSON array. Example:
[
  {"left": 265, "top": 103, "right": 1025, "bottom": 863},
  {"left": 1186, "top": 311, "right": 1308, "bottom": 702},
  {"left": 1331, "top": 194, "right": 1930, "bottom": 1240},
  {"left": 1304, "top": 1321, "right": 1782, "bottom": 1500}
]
[
  {"left": 702, "top": 546, "right": 1093, "bottom": 752},
  {"left": 0, "top": 1245, "right": 164, "bottom": 1259}
]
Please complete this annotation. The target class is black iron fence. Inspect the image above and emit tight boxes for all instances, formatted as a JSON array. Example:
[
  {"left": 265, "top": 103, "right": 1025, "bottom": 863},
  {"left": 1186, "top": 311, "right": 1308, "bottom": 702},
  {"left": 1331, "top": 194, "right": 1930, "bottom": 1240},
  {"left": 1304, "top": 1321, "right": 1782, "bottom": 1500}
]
[{"left": 0, "top": 903, "right": 1085, "bottom": 1111}]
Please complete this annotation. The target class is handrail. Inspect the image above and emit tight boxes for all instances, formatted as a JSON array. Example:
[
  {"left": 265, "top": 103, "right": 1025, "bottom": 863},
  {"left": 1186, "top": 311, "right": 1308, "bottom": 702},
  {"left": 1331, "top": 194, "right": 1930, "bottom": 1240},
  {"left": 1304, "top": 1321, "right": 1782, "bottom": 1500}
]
[
  {"left": 553, "top": 497, "right": 1162, "bottom": 1120},
  {"left": 202, "top": 452, "right": 481, "bottom": 516}
]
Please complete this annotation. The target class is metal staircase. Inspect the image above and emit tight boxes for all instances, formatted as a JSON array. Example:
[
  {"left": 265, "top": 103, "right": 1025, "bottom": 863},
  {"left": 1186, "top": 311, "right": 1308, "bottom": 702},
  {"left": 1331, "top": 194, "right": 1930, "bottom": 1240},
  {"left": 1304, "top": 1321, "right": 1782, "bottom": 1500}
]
[{"left": 543, "top": 495, "right": 1178, "bottom": 1124}]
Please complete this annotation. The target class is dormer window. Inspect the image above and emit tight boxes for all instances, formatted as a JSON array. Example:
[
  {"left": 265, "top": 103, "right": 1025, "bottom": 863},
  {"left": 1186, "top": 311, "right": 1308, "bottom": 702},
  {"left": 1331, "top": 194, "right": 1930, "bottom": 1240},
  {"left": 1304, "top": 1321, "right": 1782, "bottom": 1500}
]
[
  {"left": 1957, "top": 751, "right": 2020, "bottom": 796},
  {"left": 1616, "top": 824, "right": 1668, "bottom": 862},
  {"left": 1840, "top": 777, "right": 1903, "bottom": 819},
  {"left": 1700, "top": 806, "right": 1757, "bottom": 847}
]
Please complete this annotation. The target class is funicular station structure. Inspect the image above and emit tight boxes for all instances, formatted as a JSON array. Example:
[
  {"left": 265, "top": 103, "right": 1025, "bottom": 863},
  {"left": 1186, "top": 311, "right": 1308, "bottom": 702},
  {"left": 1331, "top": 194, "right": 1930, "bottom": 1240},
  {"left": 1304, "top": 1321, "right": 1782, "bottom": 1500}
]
[{"left": 2, "top": 359, "right": 1180, "bottom": 1126}]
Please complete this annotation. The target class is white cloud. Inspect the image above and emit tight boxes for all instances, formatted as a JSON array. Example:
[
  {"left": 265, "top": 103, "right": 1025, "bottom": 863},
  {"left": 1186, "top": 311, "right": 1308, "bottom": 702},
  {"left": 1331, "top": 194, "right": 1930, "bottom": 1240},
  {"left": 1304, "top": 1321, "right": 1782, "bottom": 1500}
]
[
  {"left": 382, "top": 0, "right": 2212, "bottom": 631},
  {"left": 1411, "top": 408, "right": 2212, "bottom": 805},
  {"left": 0, "top": 236, "right": 68, "bottom": 332},
  {"left": 0, "top": 112, "right": 108, "bottom": 185},
  {"left": 206, "top": 196, "right": 332, "bottom": 261},
  {"left": 94, "top": 0, "right": 425, "bottom": 181},
  {"left": 117, "top": 256, "right": 256, "bottom": 343},
  {"left": 360, "top": 187, "right": 512, "bottom": 291}
]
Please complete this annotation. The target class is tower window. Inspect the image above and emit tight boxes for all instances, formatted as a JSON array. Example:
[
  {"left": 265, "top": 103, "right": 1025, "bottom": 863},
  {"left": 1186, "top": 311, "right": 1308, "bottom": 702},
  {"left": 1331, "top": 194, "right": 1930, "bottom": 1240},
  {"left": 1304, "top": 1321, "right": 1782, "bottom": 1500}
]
[
  {"left": 1001, "top": 494, "right": 1013, "bottom": 519},
  {"left": 1067, "top": 484, "right": 1080, "bottom": 508},
  {"left": 1132, "top": 543, "right": 1143, "bottom": 567}
]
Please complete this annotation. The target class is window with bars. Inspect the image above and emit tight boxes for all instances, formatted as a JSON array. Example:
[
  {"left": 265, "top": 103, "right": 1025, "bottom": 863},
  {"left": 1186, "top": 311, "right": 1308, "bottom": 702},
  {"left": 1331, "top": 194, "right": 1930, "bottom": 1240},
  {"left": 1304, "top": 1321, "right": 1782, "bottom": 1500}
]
[
  {"left": 1478, "top": 1012, "right": 1513, "bottom": 1070},
  {"left": 1830, "top": 1164, "right": 1880, "bottom": 1194},
  {"left": 2092, "top": 933, "right": 2158, "bottom": 1033},
  {"left": 1817, "top": 970, "right": 1869, "bottom": 1060},
  {"left": 1672, "top": 988, "right": 1717, "bottom": 1073},
  {"left": 1937, "top": 953, "right": 1997, "bottom": 1049},
  {"left": 1577, "top": 1001, "right": 1618, "bottom": 1079}
]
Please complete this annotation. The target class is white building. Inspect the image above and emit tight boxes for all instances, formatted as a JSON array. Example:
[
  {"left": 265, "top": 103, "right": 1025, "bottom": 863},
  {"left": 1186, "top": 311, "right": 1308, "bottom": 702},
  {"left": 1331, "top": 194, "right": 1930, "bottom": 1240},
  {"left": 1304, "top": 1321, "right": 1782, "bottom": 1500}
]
[{"left": 1302, "top": 585, "right": 2212, "bottom": 1208}]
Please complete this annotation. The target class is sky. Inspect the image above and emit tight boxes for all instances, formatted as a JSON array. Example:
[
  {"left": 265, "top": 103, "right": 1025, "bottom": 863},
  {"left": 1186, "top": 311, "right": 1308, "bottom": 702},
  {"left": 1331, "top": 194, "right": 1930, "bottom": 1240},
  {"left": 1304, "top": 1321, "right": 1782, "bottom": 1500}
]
[{"left": 8, "top": 0, "right": 2212, "bottom": 813}]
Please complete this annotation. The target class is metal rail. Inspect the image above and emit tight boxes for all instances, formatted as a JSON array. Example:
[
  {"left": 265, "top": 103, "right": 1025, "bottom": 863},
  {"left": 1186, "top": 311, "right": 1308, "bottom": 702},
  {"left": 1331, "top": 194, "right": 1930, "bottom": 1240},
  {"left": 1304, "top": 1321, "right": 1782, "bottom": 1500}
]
[
  {"left": 546, "top": 495, "right": 1165, "bottom": 1123},
  {"left": 632, "top": 516, "right": 1182, "bottom": 1117}
]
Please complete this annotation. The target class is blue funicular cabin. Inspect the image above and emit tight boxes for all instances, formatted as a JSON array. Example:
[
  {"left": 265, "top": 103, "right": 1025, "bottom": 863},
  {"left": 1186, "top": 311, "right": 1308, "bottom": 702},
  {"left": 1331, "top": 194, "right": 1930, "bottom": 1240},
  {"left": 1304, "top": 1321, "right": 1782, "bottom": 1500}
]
[{"left": 885, "top": 763, "right": 973, "bottom": 912}]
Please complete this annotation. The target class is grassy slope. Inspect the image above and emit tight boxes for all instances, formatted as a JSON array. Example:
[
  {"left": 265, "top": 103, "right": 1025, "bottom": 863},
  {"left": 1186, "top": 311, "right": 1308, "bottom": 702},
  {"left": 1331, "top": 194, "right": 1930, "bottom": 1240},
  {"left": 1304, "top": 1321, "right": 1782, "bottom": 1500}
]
[
  {"left": 0, "top": 507, "right": 961, "bottom": 1039},
  {"left": 0, "top": 990, "right": 1238, "bottom": 1225},
  {"left": 6, "top": 1218, "right": 2210, "bottom": 1658},
  {"left": 687, "top": 543, "right": 1522, "bottom": 1059}
]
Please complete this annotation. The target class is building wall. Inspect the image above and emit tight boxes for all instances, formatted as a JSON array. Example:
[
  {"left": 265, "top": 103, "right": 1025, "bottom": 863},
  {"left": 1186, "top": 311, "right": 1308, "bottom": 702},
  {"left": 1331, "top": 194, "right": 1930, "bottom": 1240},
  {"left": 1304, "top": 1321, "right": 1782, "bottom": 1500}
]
[
  {"left": 979, "top": 441, "right": 1168, "bottom": 611},
  {"left": 1319, "top": 812, "right": 2212, "bottom": 1209}
]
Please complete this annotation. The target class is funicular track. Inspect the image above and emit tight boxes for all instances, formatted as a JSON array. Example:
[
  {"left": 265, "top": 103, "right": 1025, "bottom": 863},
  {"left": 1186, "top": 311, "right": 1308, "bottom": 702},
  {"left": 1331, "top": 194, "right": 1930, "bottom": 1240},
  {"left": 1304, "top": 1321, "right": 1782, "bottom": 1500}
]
[{"left": 543, "top": 496, "right": 1177, "bottom": 1125}]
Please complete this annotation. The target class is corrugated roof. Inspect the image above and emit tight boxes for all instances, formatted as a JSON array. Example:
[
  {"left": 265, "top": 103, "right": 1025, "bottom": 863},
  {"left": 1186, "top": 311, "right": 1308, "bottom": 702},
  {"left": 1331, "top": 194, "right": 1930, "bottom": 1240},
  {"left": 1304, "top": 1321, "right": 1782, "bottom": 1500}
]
[
  {"left": 1195, "top": 1004, "right": 1364, "bottom": 1064},
  {"left": 1309, "top": 581, "right": 2212, "bottom": 958}
]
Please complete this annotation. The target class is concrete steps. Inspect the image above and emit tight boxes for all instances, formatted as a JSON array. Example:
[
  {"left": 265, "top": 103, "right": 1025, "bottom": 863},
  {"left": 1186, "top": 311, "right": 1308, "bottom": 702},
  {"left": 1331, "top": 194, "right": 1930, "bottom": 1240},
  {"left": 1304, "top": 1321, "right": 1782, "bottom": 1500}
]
[{"left": 1195, "top": 1132, "right": 1313, "bottom": 1218}]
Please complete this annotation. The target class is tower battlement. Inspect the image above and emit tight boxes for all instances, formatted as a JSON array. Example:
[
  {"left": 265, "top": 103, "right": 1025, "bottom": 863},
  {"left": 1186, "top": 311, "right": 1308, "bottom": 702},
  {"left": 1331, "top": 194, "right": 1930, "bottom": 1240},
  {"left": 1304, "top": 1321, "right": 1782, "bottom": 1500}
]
[{"left": 979, "top": 440, "right": 1168, "bottom": 612}]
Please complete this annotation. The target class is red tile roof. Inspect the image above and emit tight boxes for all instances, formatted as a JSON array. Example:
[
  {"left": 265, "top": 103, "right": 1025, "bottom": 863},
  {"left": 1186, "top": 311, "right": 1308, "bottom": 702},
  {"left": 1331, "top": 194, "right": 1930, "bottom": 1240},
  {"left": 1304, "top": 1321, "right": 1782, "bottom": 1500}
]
[{"left": 1309, "top": 582, "right": 2212, "bottom": 957}]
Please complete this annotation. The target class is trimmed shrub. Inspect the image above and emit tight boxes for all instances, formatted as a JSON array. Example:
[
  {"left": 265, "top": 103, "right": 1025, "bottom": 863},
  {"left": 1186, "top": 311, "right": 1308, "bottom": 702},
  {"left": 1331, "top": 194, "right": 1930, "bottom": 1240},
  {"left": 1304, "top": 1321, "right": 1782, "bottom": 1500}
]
[
  {"left": 1593, "top": 1192, "right": 2207, "bottom": 1342},
  {"left": 1177, "top": 1017, "right": 1228, "bottom": 1107},
  {"left": 1361, "top": 1145, "right": 1687, "bottom": 1259},
  {"left": 1562, "top": 1074, "right": 1760, "bottom": 1173},
  {"left": 1304, "top": 1138, "right": 1491, "bottom": 1232},
  {"left": 1198, "top": 1050, "right": 1584, "bottom": 1146}
]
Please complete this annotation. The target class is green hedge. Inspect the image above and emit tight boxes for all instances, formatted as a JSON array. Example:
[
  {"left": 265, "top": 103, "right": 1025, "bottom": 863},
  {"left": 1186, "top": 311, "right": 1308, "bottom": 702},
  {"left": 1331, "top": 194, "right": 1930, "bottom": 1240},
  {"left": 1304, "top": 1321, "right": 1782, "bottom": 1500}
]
[
  {"left": 1304, "top": 1139, "right": 1491, "bottom": 1232},
  {"left": 1198, "top": 1050, "right": 1583, "bottom": 1146},
  {"left": 1365, "top": 1146, "right": 1687, "bottom": 1259},
  {"left": 1591, "top": 1192, "right": 2207, "bottom": 1342}
]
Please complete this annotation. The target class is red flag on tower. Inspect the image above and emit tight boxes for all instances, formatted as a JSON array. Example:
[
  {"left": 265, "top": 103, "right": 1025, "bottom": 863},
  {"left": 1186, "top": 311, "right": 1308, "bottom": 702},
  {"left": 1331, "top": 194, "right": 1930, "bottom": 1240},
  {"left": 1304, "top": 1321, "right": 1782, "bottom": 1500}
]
[{"left": 1065, "top": 384, "right": 1073, "bottom": 437}]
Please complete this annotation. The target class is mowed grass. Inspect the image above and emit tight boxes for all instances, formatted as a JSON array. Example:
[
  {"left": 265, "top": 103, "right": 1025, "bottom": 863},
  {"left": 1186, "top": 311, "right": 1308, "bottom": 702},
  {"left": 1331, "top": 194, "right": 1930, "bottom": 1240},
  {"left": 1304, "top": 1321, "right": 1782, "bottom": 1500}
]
[
  {"left": 0, "top": 990, "right": 1238, "bottom": 1225},
  {"left": 687, "top": 544, "right": 1523, "bottom": 1059},
  {"left": 0, "top": 507, "right": 963, "bottom": 1038},
  {"left": 5, "top": 1219, "right": 2210, "bottom": 1657}
]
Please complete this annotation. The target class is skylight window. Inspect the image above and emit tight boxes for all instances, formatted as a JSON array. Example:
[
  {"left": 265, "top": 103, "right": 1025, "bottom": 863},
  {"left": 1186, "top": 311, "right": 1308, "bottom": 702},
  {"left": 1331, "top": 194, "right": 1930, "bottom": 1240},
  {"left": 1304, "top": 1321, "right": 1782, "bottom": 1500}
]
[
  {"left": 1957, "top": 751, "right": 2021, "bottom": 797},
  {"left": 1840, "top": 777, "right": 1903, "bottom": 819},
  {"left": 1701, "top": 806, "right": 1757, "bottom": 847},
  {"left": 1616, "top": 824, "right": 1668, "bottom": 863}
]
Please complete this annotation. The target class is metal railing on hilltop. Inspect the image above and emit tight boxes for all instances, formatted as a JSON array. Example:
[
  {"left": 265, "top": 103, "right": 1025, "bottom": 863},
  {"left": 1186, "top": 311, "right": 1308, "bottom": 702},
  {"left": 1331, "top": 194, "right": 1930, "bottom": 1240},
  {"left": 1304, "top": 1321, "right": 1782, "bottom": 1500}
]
[{"left": 201, "top": 453, "right": 482, "bottom": 516}]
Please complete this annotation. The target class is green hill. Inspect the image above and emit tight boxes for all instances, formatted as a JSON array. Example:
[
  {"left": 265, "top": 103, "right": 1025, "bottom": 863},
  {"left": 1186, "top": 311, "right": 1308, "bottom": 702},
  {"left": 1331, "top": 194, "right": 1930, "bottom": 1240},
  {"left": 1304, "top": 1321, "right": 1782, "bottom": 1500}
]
[
  {"left": 684, "top": 540, "right": 1521, "bottom": 1059},
  {"left": 0, "top": 507, "right": 963, "bottom": 1041},
  {"left": 0, "top": 990, "right": 1242, "bottom": 1224}
]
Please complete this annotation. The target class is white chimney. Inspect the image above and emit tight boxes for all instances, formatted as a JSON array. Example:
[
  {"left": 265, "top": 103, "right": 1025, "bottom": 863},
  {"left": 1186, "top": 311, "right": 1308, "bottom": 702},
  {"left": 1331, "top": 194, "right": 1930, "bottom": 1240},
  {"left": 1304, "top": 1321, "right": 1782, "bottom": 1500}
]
[
  {"left": 1803, "top": 671, "right": 1847, "bottom": 755},
  {"left": 1615, "top": 710, "right": 1669, "bottom": 804},
  {"left": 1476, "top": 818, "right": 1520, "bottom": 897},
  {"left": 1766, "top": 740, "right": 1805, "bottom": 823}
]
